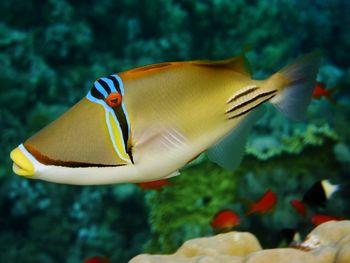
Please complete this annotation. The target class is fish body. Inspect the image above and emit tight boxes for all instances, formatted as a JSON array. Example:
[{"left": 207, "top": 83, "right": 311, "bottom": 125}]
[
  {"left": 210, "top": 209, "right": 240, "bottom": 230},
  {"left": 246, "top": 189, "right": 277, "bottom": 215},
  {"left": 10, "top": 53, "right": 320, "bottom": 185}
]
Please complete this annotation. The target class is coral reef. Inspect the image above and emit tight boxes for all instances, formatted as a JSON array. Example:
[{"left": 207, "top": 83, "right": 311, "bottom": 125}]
[
  {"left": 143, "top": 162, "right": 238, "bottom": 254},
  {"left": 144, "top": 126, "right": 340, "bottom": 253},
  {"left": 130, "top": 221, "right": 350, "bottom": 263},
  {"left": 246, "top": 121, "right": 338, "bottom": 160}
]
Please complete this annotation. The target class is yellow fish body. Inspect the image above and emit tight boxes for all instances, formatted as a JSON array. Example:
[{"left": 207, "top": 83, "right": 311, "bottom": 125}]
[{"left": 10, "top": 53, "right": 319, "bottom": 185}]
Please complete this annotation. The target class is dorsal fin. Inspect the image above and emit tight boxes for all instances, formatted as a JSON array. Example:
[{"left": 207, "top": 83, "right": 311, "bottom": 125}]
[{"left": 191, "top": 53, "right": 252, "bottom": 76}]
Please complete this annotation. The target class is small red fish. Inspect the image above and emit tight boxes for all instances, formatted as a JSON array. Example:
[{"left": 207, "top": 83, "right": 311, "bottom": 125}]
[
  {"left": 210, "top": 209, "right": 240, "bottom": 230},
  {"left": 137, "top": 179, "right": 170, "bottom": 190},
  {"left": 312, "top": 82, "right": 336, "bottom": 103},
  {"left": 83, "top": 256, "right": 109, "bottom": 263},
  {"left": 246, "top": 189, "right": 277, "bottom": 215},
  {"left": 290, "top": 199, "right": 307, "bottom": 217},
  {"left": 311, "top": 214, "right": 343, "bottom": 226}
]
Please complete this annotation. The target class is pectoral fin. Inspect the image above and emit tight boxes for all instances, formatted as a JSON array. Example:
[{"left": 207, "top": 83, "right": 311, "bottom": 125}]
[
  {"left": 138, "top": 125, "right": 187, "bottom": 149},
  {"left": 207, "top": 107, "right": 265, "bottom": 171}
]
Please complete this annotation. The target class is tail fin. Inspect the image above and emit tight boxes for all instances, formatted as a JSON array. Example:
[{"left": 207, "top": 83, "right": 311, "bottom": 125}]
[{"left": 269, "top": 52, "right": 321, "bottom": 120}]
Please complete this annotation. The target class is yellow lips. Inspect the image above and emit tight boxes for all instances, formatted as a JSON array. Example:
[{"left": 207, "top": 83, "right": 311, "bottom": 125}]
[{"left": 10, "top": 147, "right": 35, "bottom": 176}]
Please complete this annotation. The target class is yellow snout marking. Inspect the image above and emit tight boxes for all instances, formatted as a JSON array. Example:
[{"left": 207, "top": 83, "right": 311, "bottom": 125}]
[{"left": 10, "top": 147, "right": 35, "bottom": 176}]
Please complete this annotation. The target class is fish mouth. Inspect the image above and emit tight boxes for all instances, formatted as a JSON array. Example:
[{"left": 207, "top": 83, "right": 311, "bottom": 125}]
[{"left": 10, "top": 146, "right": 35, "bottom": 176}]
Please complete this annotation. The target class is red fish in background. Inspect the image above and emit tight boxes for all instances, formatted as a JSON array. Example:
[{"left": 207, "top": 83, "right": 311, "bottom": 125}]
[
  {"left": 290, "top": 179, "right": 339, "bottom": 216},
  {"left": 311, "top": 214, "right": 343, "bottom": 226},
  {"left": 83, "top": 256, "right": 109, "bottom": 263},
  {"left": 312, "top": 82, "right": 330, "bottom": 99},
  {"left": 210, "top": 209, "right": 240, "bottom": 230},
  {"left": 246, "top": 189, "right": 277, "bottom": 215},
  {"left": 137, "top": 179, "right": 170, "bottom": 190},
  {"left": 312, "top": 82, "right": 336, "bottom": 103},
  {"left": 290, "top": 199, "right": 307, "bottom": 217}
]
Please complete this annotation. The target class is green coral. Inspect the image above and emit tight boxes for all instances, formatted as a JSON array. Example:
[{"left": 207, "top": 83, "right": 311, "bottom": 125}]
[
  {"left": 247, "top": 123, "right": 338, "bottom": 160},
  {"left": 144, "top": 129, "right": 339, "bottom": 252},
  {"left": 144, "top": 161, "right": 238, "bottom": 253}
]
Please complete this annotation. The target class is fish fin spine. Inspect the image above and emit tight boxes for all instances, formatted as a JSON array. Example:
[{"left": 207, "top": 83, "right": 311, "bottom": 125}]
[
  {"left": 268, "top": 52, "right": 321, "bottom": 120},
  {"left": 192, "top": 53, "right": 252, "bottom": 76}
]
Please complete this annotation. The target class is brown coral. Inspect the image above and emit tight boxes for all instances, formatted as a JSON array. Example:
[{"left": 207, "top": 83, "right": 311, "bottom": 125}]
[{"left": 130, "top": 221, "right": 350, "bottom": 263}]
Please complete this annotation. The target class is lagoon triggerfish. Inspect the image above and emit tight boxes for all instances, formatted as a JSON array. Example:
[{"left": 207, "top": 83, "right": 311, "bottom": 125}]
[{"left": 10, "top": 52, "right": 320, "bottom": 185}]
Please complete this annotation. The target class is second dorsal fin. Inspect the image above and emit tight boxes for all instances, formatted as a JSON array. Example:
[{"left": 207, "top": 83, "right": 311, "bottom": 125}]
[{"left": 192, "top": 53, "right": 252, "bottom": 76}]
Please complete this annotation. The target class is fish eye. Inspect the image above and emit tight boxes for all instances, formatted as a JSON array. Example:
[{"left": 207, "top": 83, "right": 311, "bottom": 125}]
[{"left": 105, "top": 92, "right": 122, "bottom": 107}]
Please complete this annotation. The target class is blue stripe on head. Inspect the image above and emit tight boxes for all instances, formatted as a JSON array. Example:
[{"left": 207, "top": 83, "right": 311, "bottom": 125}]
[
  {"left": 86, "top": 91, "right": 106, "bottom": 106},
  {"left": 101, "top": 77, "right": 117, "bottom": 93},
  {"left": 86, "top": 74, "right": 132, "bottom": 161},
  {"left": 94, "top": 81, "right": 108, "bottom": 97}
]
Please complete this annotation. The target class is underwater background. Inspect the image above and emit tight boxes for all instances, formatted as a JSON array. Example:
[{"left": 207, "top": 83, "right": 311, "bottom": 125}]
[{"left": 1, "top": 0, "right": 350, "bottom": 262}]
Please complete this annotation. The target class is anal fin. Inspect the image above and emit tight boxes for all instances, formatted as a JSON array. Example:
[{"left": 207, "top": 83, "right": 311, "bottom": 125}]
[{"left": 165, "top": 170, "right": 180, "bottom": 178}]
